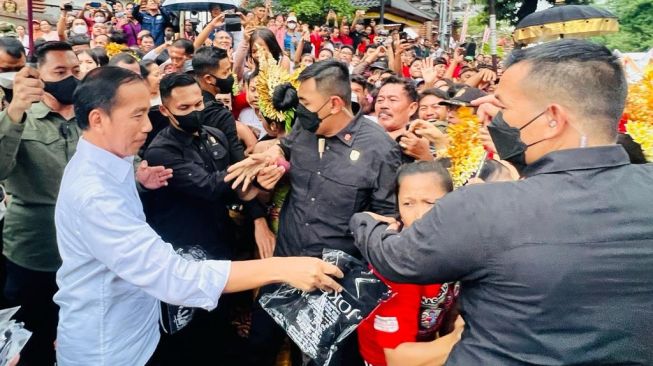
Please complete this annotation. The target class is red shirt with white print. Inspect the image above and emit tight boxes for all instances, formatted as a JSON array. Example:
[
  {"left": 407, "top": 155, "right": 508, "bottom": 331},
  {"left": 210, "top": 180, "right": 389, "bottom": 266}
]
[{"left": 358, "top": 270, "right": 458, "bottom": 366}]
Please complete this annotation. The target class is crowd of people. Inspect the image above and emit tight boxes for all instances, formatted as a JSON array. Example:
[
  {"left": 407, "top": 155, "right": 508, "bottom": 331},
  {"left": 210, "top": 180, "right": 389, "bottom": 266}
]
[{"left": 0, "top": 0, "right": 651, "bottom": 365}]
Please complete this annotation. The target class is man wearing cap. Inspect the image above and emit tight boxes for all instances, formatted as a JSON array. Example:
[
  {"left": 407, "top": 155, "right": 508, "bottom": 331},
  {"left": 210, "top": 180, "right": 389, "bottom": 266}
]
[
  {"left": 351, "top": 39, "right": 653, "bottom": 365},
  {"left": 439, "top": 85, "right": 487, "bottom": 125},
  {"left": 284, "top": 15, "right": 302, "bottom": 57}
]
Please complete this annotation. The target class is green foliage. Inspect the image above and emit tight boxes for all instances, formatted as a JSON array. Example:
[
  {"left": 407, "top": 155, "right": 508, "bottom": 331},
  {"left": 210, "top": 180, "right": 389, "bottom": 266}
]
[
  {"left": 275, "top": 0, "right": 357, "bottom": 26},
  {"left": 474, "top": 0, "right": 591, "bottom": 25},
  {"left": 593, "top": 0, "right": 653, "bottom": 52}
]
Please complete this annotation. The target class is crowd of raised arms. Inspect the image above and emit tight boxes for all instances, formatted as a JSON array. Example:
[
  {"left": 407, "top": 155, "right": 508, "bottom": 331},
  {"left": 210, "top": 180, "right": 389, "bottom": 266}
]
[{"left": 0, "top": 0, "right": 651, "bottom": 365}]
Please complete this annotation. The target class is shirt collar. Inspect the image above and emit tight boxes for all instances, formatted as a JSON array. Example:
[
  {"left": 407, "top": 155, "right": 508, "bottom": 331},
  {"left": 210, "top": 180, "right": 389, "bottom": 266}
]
[
  {"left": 523, "top": 145, "right": 631, "bottom": 177},
  {"left": 30, "top": 102, "right": 53, "bottom": 119},
  {"left": 333, "top": 111, "right": 364, "bottom": 147},
  {"left": 77, "top": 137, "right": 134, "bottom": 183}
]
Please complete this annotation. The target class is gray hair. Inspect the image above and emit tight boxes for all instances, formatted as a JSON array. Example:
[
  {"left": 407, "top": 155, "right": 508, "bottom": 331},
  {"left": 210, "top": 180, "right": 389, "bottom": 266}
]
[{"left": 505, "top": 39, "right": 626, "bottom": 140}]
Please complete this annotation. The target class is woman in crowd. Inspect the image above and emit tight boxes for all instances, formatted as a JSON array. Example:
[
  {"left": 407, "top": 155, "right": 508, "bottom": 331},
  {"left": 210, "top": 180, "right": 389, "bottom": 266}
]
[
  {"left": 77, "top": 48, "right": 109, "bottom": 77},
  {"left": 357, "top": 160, "right": 463, "bottom": 366}
]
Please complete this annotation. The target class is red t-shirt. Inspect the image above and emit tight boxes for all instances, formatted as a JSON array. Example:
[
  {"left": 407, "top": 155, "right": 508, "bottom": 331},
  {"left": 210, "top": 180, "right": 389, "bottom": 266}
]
[
  {"left": 310, "top": 33, "right": 323, "bottom": 57},
  {"left": 232, "top": 91, "right": 249, "bottom": 120},
  {"left": 358, "top": 272, "right": 458, "bottom": 366},
  {"left": 402, "top": 65, "right": 411, "bottom": 78}
]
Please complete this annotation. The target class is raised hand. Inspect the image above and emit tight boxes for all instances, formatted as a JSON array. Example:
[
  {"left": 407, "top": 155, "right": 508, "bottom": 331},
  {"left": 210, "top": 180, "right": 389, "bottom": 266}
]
[
  {"left": 256, "top": 163, "right": 285, "bottom": 190},
  {"left": 421, "top": 57, "right": 438, "bottom": 86},
  {"left": 399, "top": 131, "right": 434, "bottom": 161},
  {"left": 7, "top": 66, "right": 44, "bottom": 123},
  {"left": 409, "top": 119, "right": 449, "bottom": 149},
  {"left": 136, "top": 160, "right": 173, "bottom": 190}
]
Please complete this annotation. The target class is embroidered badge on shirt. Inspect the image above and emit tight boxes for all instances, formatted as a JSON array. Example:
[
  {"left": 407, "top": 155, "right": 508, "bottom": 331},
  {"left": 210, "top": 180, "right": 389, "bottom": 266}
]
[
  {"left": 350, "top": 150, "right": 361, "bottom": 161},
  {"left": 374, "top": 315, "right": 399, "bottom": 333}
]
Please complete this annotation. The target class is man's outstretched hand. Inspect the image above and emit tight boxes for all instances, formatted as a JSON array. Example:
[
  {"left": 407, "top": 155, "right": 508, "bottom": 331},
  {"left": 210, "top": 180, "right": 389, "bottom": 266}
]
[{"left": 136, "top": 160, "right": 173, "bottom": 190}]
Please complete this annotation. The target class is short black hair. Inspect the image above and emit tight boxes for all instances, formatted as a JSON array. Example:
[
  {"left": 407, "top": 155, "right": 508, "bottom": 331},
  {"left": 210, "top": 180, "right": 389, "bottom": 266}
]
[
  {"left": 0, "top": 37, "right": 25, "bottom": 59},
  {"left": 109, "top": 31, "right": 128, "bottom": 45},
  {"left": 318, "top": 48, "right": 333, "bottom": 57},
  {"left": 172, "top": 38, "right": 194, "bottom": 56},
  {"left": 90, "top": 47, "right": 109, "bottom": 66},
  {"left": 244, "top": 68, "right": 259, "bottom": 87},
  {"left": 380, "top": 76, "right": 418, "bottom": 102},
  {"left": 35, "top": 41, "right": 73, "bottom": 66},
  {"left": 505, "top": 39, "right": 627, "bottom": 140},
  {"left": 140, "top": 34, "right": 154, "bottom": 42},
  {"left": 74, "top": 66, "right": 145, "bottom": 130},
  {"left": 140, "top": 59, "right": 157, "bottom": 79},
  {"left": 340, "top": 45, "right": 354, "bottom": 53},
  {"left": 396, "top": 160, "right": 453, "bottom": 195},
  {"left": 617, "top": 133, "right": 647, "bottom": 164},
  {"left": 350, "top": 74, "right": 372, "bottom": 92},
  {"left": 298, "top": 60, "right": 351, "bottom": 106},
  {"left": 68, "top": 35, "right": 91, "bottom": 47},
  {"left": 192, "top": 46, "right": 228, "bottom": 77},
  {"left": 108, "top": 52, "right": 138, "bottom": 67},
  {"left": 160, "top": 72, "right": 197, "bottom": 102}
]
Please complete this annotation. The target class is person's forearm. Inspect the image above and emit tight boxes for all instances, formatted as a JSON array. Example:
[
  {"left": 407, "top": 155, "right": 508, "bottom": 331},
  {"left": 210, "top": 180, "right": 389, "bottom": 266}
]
[
  {"left": 294, "top": 39, "right": 304, "bottom": 64},
  {"left": 393, "top": 53, "right": 403, "bottom": 75},
  {"left": 444, "top": 61, "right": 458, "bottom": 80},
  {"left": 194, "top": 23, "right": 213, "bottom": 49},
  {"left": 223, "top": 257, "right": 285, "bottom": 293},
  {"left": 57, "top": 12, "right": 68, "bottom": 40},
  {"left": 387, "top": 333, "right": 459, "bottom": 366},
  {"left": 233, "top": 41, "right": 249, "bottom": 81}
]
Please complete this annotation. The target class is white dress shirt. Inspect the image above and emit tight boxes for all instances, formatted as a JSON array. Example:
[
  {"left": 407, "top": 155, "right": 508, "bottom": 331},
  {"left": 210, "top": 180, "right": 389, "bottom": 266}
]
[{"left": 54, "top": 137, "right": 231, "bottom": 366}]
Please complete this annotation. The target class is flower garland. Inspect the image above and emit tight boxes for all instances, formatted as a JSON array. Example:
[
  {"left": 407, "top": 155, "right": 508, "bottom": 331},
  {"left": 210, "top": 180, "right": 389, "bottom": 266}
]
[
  {"left": 105, "top": 42, "right": 142, "bottom": 62},
  {"left": 255, "top": 46, "right": 302, "bottom": 133},
  {"left": 625, "top": 65, "right": 653, "bottom": 161},
  {"left": 438, "top": 107, "right": 486, "bottom": 188}
]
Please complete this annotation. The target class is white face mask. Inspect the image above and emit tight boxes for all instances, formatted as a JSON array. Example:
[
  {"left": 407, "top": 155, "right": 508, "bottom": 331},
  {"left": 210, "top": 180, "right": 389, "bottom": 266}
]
[
  {"left": 287, "top": 23, "right": 296, "bottom": 30},
  {"left": 73, "top": 25, "right": 87, "bottom": 34},
  {"left": 0, "top": 72, "right": 16, "bottom": 89},
  {"left": 94, "top": 17, "right": 106, "bottom": 24}
]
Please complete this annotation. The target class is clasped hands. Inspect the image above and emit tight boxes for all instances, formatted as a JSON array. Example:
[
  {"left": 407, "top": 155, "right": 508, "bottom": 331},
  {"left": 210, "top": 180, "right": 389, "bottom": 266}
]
[{"left": 224, "top": 147, "right": 287, "bottom": 191}]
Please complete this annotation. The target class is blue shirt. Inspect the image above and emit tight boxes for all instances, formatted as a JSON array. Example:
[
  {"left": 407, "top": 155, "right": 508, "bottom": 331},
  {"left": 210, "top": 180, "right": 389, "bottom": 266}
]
[{"left": 54, "top": 137, "right": 231, "bottom": 366}]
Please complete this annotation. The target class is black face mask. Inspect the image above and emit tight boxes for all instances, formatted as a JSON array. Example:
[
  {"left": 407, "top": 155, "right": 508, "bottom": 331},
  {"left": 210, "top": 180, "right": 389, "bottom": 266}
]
[
  {"left": 295, "top": 99, "right": 331, "bottom": 133},
  {"left": 44, "top": 75, "right": 79, "bottom": 105},
  {"left": 211, "top": 74, "right": 234, "bottom": 95},
  {"left": 173, "top": 110, "right": 203, "bottom": 134},
  {"left": 487, "top": 110, "right": 546, "bottom": 172}
]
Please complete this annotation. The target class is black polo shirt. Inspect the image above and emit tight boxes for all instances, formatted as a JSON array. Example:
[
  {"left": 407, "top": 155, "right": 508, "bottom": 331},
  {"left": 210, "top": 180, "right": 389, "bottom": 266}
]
[{"left": 277, "top": 113, "right": 401, "bottom": 258}]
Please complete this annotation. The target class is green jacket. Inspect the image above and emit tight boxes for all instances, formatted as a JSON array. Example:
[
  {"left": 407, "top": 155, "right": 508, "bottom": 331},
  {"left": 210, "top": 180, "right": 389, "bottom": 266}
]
[{"left": 0, "top": 102, "right": 79, "bottom": 271}]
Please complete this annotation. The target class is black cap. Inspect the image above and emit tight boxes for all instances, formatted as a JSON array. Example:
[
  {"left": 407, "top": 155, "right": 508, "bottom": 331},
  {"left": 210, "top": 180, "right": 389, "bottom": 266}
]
[
  {"left": 439, "top": 87, "right": 487, "bottom": 107},
  {"left": 369, "top": 61, "right": 389, "bottom": 71}
]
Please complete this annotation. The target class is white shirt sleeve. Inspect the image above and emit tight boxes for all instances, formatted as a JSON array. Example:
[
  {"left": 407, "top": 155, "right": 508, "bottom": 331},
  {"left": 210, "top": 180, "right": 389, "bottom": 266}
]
[{"left": 76, "top": 188, "right": 231, "bottom": 310}]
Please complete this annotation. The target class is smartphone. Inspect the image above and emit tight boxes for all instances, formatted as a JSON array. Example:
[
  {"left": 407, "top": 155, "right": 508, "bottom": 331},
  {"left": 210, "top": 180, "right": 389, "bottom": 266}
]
[
  {"left": 63, "top": 3, "right": 73, "bottom": 11},
  {"left": 89, "top": 2, "right": 102, "bottom": 8},
  {"left": 224, "top": 14, "right": 241, "bottom": 32},
  {"left": 465, "top": 42, "right": 477, "bottom": 58}
]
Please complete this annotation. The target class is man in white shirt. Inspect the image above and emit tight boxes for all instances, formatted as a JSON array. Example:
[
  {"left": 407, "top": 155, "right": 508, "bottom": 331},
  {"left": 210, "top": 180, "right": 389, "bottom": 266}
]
[{"left": 54, "top": 66, "right": 344, "bottom": 366}]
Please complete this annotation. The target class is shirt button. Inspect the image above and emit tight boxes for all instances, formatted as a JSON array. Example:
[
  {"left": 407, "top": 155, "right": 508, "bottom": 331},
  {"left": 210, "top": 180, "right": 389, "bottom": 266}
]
[
  {"left": 326, "top": 146, "right": 330, "bottom": 150},
  {"left": 311, "top": 197, "right": 315, "bottom": 202},
  {"left": 305, "top": 223, "right": 310, "bottom": 226},
  {"left": 317, "top": 171, "right": 321, "bottom": 175}
]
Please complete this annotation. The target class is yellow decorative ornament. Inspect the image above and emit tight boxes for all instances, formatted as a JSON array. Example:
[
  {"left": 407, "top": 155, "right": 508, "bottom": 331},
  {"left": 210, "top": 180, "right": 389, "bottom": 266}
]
[
  {"left": 255, "top": 46, "right": 302, "bottom": 133},
  {"left": 438, "top": 107, "right": 486, "bottom": 188},
  {"left": 105, "top": 42, "right": 126, "bottom": 59},
  {"left": 625, "top": 65, "right": 653, "bottom": 162}
]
